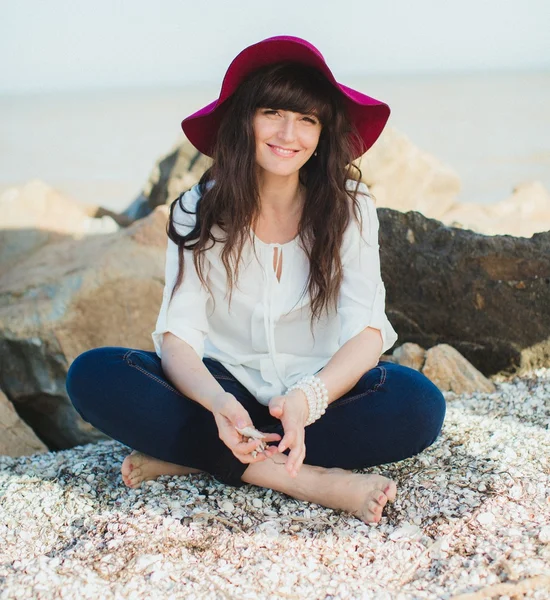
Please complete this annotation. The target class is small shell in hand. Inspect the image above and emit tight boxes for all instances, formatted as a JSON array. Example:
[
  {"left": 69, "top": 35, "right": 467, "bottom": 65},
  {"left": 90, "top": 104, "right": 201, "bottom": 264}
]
[
  {"left": 235, "top": 426, "right": 267, "bottom": 458},
  {"left": 235, "top": 426, "right": 266, "bottom": 440}
]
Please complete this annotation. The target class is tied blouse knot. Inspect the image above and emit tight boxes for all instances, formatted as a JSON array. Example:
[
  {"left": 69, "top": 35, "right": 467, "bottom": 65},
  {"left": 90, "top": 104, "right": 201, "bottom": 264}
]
[{"left": 152, "top": 181, "right": 398, "bottom": 405}]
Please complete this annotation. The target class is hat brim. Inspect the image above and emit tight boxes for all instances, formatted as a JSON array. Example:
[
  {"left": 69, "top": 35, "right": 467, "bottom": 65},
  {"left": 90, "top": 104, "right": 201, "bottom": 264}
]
[{"left": 181, "top": 36, "right": 390, "bottom": 160}]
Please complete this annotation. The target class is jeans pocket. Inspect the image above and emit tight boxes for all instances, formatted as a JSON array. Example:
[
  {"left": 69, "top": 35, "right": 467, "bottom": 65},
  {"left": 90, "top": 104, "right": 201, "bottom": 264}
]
[
  {"left": 124, "top": 349, "right": 164, "bottom": 375},
  {"left": 327, "top": 364, "right": 387, "bottom": 411},
  {"left": 123, "top": 350, "right": 184, "bottom": 396}
]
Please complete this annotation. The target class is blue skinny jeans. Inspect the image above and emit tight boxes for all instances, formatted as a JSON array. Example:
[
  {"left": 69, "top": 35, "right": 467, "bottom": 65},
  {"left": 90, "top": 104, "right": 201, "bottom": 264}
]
[{"left": 66, "top": 347, "right": 446, "bottom": 487}]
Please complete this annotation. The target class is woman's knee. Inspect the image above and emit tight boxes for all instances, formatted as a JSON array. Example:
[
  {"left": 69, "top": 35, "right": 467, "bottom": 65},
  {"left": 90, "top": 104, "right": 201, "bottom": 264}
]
[
  {"left": 66, "top": 346, "right": 129, "bottom": 418},
  {"left": 383, "top": 362, "right": 446, "bottom": 445}
]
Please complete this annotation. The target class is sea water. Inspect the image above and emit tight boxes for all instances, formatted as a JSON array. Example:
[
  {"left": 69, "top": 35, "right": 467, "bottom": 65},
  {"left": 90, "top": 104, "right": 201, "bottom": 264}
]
[{"left": 1, "top": 71, "right": 548, "bottom": 212}]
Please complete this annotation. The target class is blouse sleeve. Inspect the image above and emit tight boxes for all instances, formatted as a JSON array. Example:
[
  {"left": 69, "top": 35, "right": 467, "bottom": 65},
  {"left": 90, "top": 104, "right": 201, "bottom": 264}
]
[
  {"left": 151, "top": 186, "right": 211, "bottom": 360},
  {"left": 338, "top": 182, "right": 398, "bottom": 354}
]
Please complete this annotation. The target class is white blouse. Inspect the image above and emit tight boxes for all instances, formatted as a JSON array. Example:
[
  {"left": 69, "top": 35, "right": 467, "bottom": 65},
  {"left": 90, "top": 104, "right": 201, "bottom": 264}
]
[{"left": 152, "top": 181, "right": 398, "bottom": 406}]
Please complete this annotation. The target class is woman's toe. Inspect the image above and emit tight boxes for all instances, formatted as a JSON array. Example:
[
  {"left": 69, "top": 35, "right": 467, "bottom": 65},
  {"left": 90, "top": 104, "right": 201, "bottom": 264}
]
[
  {"left": 375, "top": 491, "right": 388, "bottom": 505},
  {"left": 128, "top": 468, "right": 142, "bottom": 483},
  {"left": 367, "top": 500, "right": 382, "bottom": 516},
  {"left": 121, "top": 457, "right": 132, "bottom": 479},
  {"left": 383, "top": 480, "right": 397, "bottom": 503}
]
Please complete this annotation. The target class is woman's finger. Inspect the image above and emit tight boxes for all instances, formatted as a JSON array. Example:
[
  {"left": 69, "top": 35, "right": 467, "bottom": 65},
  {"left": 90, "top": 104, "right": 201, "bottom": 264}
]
[
  {"left": 269, "top": 395, "right": 286, "bottom": 418},
  {"left": 234, "top": 438, "right": 263, "bottom": 454},
  {"left": 264, "top": 445, "right": 279, "bottom": 458},
  {"left": 286, "top": 441, "right": 305, "bottom": 476},
  {"left": 233, "top": 446, "right": 271, "bottom": 464},
  {"left": 278, "top": 430, "right": 296, "bottom": 454},
  {"left": 262, "top": 432, "right": 282, "bottom": 442}
]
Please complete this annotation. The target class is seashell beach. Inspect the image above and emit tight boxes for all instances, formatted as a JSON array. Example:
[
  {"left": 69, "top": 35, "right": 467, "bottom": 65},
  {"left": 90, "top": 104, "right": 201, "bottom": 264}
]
[{"left": 1, "top": 369, "right": 549, "bottom": 599}]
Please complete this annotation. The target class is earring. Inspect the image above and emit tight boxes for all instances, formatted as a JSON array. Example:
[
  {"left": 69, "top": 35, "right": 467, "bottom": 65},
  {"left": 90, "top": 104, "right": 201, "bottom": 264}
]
[{"left": 314, "top": 151, "right": 318, "bottom": 156}]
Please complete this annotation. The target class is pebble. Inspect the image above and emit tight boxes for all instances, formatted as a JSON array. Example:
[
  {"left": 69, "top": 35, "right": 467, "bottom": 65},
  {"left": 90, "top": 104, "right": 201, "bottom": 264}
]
[
  {"left": 509, "top": 485, "right": 523, "bottom": 499},
  {"left": 252, "top": 498, "right": 263, "bottom": 508},
  {"left": 389, "top": 525, "right": 422, "bottom": 541},
  {"left": 220, "top": 501, "right": 234, "bottom": 514},
  {"left": 539, "top": 526, "right": 550, "bottom": 543},
  {"left": 477, "top": 512, "right": 495, "bottom": 525}
]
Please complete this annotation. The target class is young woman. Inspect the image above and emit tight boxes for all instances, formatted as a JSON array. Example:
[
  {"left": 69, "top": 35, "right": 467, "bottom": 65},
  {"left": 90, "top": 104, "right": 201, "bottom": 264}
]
[{"left": 66, "top": 36, "right": 446, "bottom": 524}]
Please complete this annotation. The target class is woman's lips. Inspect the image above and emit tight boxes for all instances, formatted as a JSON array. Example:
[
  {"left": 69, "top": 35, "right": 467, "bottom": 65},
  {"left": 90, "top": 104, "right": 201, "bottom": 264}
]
[{"left": 267, "top": 144, "right": 299, "bottom": 158}]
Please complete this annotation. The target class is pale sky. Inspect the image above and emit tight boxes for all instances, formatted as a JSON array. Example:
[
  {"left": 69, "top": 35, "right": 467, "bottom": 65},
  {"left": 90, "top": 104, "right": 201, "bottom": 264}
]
[{"left": 1, "top": 0, "right": 549, "bottom": 93}]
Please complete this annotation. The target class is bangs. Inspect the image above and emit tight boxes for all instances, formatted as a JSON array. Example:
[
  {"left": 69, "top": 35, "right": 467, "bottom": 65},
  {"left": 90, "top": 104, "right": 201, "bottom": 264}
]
[{"left": 251, "top": 63, "right": 336, "bottom": 125}]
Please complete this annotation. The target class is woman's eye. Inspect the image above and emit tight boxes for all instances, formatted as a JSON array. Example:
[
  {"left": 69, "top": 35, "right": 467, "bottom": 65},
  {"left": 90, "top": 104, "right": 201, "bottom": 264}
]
[
  {"left": 264, "top": 109, "right": 279, "bottom": 116},
  {"left": 303, "top": 116, "right": 318, "bottom": 124}
]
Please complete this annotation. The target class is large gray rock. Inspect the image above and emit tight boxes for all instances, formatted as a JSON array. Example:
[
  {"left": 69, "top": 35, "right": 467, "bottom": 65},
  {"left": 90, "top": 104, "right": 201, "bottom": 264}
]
[
  {"left": 379, "top": 209, "right": 550, "bottom": 375},
  {"left": 122, "top": 139, "right": 212, "bottom": 219},
  {"left": 0, "top": 207, "right": 169, "bottom": 449}
]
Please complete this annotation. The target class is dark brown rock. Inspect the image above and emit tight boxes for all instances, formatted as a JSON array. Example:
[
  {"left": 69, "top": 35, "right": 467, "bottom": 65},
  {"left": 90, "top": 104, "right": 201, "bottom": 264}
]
[{"left": 379, "top": 209, "right": 550, "bottom": 375}]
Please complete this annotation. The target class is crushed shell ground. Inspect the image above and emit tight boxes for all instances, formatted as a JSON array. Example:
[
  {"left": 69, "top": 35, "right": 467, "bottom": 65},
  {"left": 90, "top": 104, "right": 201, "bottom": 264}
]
[{"left": 1, "top": 369, "right": 549, "bottom": 599}]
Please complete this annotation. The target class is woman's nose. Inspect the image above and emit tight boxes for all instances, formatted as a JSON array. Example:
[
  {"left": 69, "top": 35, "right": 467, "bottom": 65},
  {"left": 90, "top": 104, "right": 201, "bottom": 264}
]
[{"left": 277, "top": 116, "right": 297, "bottom": 142}]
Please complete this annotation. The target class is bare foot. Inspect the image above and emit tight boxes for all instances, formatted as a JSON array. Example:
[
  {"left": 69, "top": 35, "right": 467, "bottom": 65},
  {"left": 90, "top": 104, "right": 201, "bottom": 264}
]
[
  {"left": 121, "top": 450, "right": 202, "bottom": 488},
  {"left": 336, "top": 472, "right": 397, "bottom": 524},
  {"left": 242, "top": 458, "right": 397, "bottom": 525}
]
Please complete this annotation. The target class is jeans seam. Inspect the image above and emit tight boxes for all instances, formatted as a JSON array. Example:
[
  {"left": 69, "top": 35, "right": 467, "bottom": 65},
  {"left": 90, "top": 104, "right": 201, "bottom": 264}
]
[
  {"left": 123, "top": 351, "right": 237, "bottom": 395},
  {"left": 126, "top": 362, "right": 186, "bottom": 397},
  {"left": 327, "top": 364, "right": 387, "bottom": 410}
]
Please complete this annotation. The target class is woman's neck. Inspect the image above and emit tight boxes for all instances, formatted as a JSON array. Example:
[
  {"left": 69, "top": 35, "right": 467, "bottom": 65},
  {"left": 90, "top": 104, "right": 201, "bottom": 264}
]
[{"left": 257, "top": 173, "right": 304, "bottom": 219}]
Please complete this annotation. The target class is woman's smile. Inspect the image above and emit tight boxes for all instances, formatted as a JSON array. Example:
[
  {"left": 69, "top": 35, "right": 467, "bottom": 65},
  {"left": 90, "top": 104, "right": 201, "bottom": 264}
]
[{"left": 267, "top": 144, "right": 300, "bottom": 158}]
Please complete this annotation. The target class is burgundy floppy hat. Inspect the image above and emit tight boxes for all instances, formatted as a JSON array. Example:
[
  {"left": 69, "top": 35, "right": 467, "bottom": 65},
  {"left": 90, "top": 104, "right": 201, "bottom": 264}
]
[{"left": 181, "top": 35, "right": 390, "bottom": 160}]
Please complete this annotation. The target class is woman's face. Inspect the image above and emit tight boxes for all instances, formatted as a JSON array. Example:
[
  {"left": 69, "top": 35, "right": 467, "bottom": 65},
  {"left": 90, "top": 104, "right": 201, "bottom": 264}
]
[{"left": 252, "top": 108, "right": 322, "bottom": 179}]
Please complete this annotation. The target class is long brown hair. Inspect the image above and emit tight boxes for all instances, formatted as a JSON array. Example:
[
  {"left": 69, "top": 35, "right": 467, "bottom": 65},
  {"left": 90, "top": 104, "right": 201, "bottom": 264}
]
[{"left": 167, "top": 62, "right": 368, "bottom": 328}]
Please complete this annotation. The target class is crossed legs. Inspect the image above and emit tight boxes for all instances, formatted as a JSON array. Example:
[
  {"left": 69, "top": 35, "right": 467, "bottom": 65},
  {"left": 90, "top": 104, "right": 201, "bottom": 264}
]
[{"left": 67, "top": 348, "right": 445, "bottom": 524}]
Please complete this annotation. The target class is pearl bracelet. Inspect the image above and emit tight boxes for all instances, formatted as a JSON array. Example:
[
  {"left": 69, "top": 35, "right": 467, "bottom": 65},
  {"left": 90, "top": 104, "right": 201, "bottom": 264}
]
[{"left": 285, "top": 375, "right": 329, "bottom": 426}]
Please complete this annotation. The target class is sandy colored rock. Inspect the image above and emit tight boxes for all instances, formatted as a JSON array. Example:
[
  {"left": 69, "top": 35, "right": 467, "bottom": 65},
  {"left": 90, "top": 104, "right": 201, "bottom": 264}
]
[
  {"left": 0, "top": 387, "right": 47, "bottom": 456},
  {"left": 0, "top": 206, "right": 169, "bottom": 449},
  {"left": 0, "top": 180, "right": 119, "bottom": 275},
  {"left": 422, "top": 344, "right": 496, "bottom": 394},
  {"left": 392, "top": 343, "right": 426, "bottom": 371},
  {"left": 360, "top": 127, "right": 461, "bottom": 220},
  {"left": 442, "top": 181, "right": 550, "bottom": 238}
]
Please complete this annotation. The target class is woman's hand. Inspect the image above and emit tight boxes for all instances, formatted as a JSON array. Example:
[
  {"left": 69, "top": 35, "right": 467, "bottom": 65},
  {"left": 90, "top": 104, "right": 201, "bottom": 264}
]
[
  {"left": 269, "top": 389, "right": 309, "bottom": 478},
  {"left": 211, "top": 392, "right": 281, "bottom": 464}
]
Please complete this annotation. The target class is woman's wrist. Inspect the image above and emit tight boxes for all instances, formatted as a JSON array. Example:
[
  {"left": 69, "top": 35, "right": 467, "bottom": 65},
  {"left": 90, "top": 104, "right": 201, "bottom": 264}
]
[
  {"left": 284, "top": 388, "right": 310, "bottom": 424},
  {"left": 210, "top": 390, "right": 236, "bottom": 414},
  {"left": 285, "top": 375, "right": 329, "bottom": 426}
]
